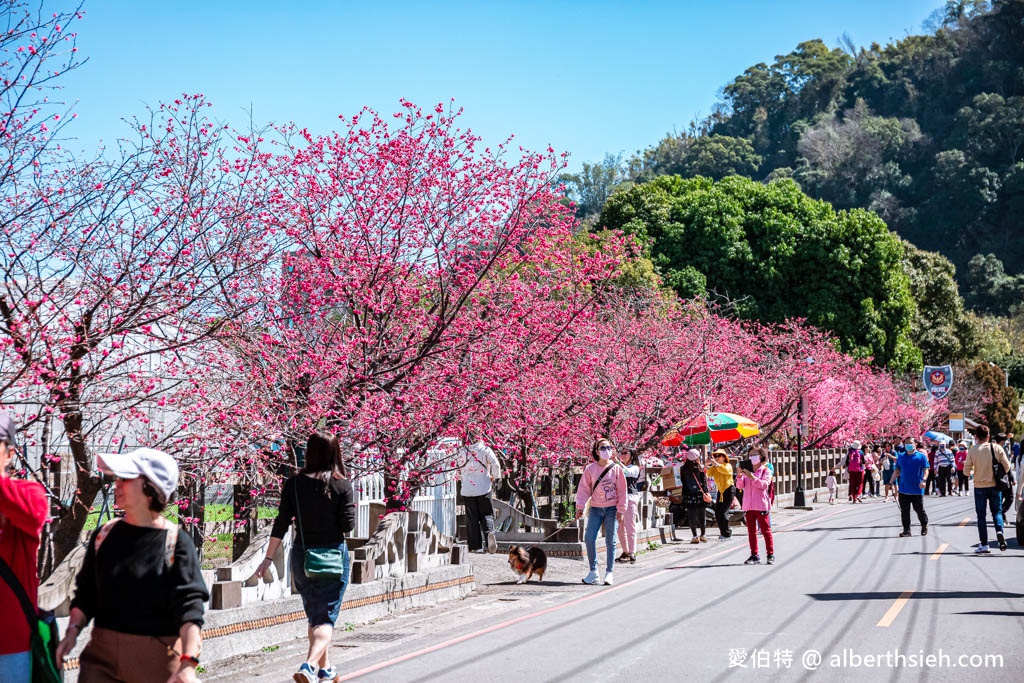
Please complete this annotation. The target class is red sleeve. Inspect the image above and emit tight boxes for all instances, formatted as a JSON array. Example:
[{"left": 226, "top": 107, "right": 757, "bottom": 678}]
[{"left": 0, "top": 477, "right": 48, "bottom": 536}]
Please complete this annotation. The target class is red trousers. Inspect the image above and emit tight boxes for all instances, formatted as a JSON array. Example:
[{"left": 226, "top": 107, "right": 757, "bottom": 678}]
[
  {"left": 745, "top": 510, "right": 774, "bottom": 556},
  {"left": 848, "top": 470, "right": 864, "bottom": 499}
]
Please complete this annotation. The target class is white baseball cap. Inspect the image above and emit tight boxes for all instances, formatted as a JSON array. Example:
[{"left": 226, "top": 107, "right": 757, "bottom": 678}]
[{"left": 97, "top": 447, "right": 179, "bottom": 503}]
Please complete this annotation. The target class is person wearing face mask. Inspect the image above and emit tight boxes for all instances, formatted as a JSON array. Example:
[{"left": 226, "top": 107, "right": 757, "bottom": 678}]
[
  {"left": 615, "top": 448, "right": 642, "bottom": 564},
  {"left": 893, "top": 440, "right": 930, "bottom": 537},
  {"left": 680, "top": 449, "right": 710, "bottom": 544},
  {"left": 575, "top": 439, "right": 627, "bottom": 586},
  {"left": 936, "top": 442, "right": 955, "bottom": 496},
  {"left": 736, "top": 447, "right": 774, "bottom": 565}
]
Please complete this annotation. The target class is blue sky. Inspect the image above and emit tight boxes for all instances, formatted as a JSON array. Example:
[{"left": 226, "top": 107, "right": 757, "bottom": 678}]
[{"left": 53, "top": 0, "right": 944, "bottom": 169}]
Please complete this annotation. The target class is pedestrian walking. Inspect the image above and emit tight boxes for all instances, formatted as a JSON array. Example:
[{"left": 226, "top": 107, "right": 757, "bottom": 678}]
[
  {"left": 826, "top": 468, "right": 838, "bottom": 504},
  {"left": 575, "top": 438, "right": 627, "bottom": 586},
  {"left": 863, "top": 444, "right": 880, "bottom": 497},
  {"left": 615, "top": 448, "right": 642, "bottom": 564},
  {"left": 459, "top": 427, "right": 502, "bottom": 554},
  {"left": 936, "top": 442, "right": 955, "bottom": 496},
  {"left": 894, "top": 440, "right": 929, "bottom": 537},
  {"left": 736, "top": 447, "right": 774, "bottom": 565},
  {"left": 256, "top": 432, "right": 357, "bottom": 683},
  {"left": 843, "top": 441, "right": 865, "bottom": 503},
  {"left": 680, "top": 449, "right": 710, "bottom": 544},
  {"left": 925, "top": 445, "right": 938, "bottom": 496},
  {"left": 0, "top": 410, "right": 48, "bottom": 683},
  {"left": 955, "top": 441, "right": 969, "bottom": 495},
  {"left": 881, "top": 442, "right": 897, "bottom": 501},
  {"left": 707, "top": 449, "right": 735, "bottom": 538},
  {"left": 56, "top": 448, "right": 209, "bottom": 683},
  {"left": 963, "top": 425, "right": 1013, "bottom": 554}
]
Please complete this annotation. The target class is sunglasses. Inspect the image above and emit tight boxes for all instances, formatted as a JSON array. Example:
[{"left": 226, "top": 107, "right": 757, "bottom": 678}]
[{"left": 598, "top": 446, "right": 613, "bottom": 452}]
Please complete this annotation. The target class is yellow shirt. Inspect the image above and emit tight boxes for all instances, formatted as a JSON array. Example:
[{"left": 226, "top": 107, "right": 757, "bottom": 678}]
[{"left": 706, "top": 461, "right": 735, "bottom": 491}]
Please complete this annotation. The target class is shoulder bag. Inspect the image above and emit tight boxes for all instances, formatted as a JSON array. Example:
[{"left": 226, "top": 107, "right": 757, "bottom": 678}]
[
  {"left": 294, "top": 479, "right": 346, "bottom": 580},
  {"left": 0, "top": 557, "right": 63, "bottom": 683},
  {"left": 990, "top": 444, "right": 1012, "bottom": 494}
]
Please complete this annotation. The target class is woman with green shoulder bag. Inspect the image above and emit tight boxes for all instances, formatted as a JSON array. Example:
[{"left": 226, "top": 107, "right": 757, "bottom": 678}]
[{"left": 257, "top": 432, "right": 356, "bottom": 683}]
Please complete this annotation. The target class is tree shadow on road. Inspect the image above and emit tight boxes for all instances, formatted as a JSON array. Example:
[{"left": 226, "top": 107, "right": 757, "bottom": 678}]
[
  {"left": 807, "top": 590, "right": 1024, "bottom": 601},
  {"left": 954, "top": 611, "right": 1024, "bottom": 616}
]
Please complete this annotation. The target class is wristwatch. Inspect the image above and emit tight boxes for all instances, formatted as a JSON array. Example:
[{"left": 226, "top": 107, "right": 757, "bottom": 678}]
[{"left": 180, "top": 654, "right": 200, "bottom": 666}]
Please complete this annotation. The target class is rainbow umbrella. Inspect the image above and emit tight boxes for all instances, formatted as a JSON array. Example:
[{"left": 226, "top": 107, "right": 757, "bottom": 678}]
[{"left": 662, "top": 412, "right": 760, "bottom": 447}]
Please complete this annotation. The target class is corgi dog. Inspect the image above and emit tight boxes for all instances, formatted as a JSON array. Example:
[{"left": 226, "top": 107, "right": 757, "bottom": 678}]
[{"left": 507, "top": 545, "right": 547, "bottom": 584}]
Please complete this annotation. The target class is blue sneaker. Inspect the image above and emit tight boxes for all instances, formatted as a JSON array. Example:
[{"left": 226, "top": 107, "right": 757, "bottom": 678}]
[
  {"left": 319, "top": 667, "right": 340, "bottom": 682},
  {"left": 294, "top": 662, "right": 317, "bottom": 683}
]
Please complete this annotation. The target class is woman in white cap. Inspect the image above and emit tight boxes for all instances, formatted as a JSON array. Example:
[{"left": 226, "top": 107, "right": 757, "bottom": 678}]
[{"left": 56, "top": 447, "right": 208, "bottom": 683}]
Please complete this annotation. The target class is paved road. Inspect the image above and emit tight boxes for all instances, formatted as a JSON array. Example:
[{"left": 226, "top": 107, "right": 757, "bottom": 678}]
[{"left": 212, "top": 495, "right": 1023, "bottom": 682}]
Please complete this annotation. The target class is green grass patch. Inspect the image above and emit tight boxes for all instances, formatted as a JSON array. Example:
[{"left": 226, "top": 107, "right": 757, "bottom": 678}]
[
  {"left": 201, "top": 533, "right": 234, "bottom": 569},
  {"left": 82, "top": 504, "right": 277, "bottom": 531}
]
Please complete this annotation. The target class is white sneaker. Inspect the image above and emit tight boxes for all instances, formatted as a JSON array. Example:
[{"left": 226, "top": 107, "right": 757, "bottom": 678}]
[
  {"left": 581, "top": 570, "right": 599, "bottom": 585},
  {"left": 604, "top": 572, "right": 614, "bottom": 586},
  {"left": 975, "top": 545, "right": 991, "bottom": 554},
  {"left": 485, "top": 531, "right": 497, "bottom": 554}
]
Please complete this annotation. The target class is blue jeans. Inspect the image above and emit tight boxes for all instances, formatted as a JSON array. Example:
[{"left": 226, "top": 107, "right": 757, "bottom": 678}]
[
  {"left": 974, "top": 487, "right": 1004, "bottom": 545},
  {"left": 585, "top": 505, "right": 618, "bottom": 573},
  {"left": 0, "top": 651, "right": 30, "bottom": 683}
]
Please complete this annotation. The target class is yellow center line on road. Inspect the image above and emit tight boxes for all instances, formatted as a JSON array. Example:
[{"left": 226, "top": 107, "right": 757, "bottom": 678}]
[
  {"left": 930, "top": 543, "right": 949, "bottom": 560},
  {"left": 959, "top": 517, "right": 972, "bottom": 527},
  {"left": 877, "top": 591, "right": 914, "bottom": 627}
]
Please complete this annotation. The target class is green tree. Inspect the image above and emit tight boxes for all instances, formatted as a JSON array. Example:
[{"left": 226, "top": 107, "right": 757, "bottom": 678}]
[
  {"left": 968, "top": 361, "right": 1019, "bottom": 434},
  {"left": 598, "top": 175, "right": 921, "bottom": 371},
  {"left": 902, "top": 242, "right": 978, "bottom": 364},
  {"left": 965, "top": 253, "right": 1024, "bottom": 314},
  {"left": 559, "top": 153, "right": 628, "bottom": 219}
]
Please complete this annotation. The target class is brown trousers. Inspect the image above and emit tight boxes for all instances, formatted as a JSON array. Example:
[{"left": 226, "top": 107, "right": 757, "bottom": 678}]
[{"left": 79, "top": 627, "right": 181, "bottom": 683}]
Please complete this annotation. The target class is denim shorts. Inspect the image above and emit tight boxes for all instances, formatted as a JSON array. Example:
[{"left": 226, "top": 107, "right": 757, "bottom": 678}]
[{"left": 291, "top": 542, "right": 351, "bottom": 627}]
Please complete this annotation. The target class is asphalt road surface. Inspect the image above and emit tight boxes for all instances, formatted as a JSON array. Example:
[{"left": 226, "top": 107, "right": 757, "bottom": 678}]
[{"left": 211, "top": 495, "right": 1023, "bottom": 682}]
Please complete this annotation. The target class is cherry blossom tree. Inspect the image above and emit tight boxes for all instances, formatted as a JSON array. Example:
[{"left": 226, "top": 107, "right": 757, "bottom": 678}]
[
  {"left": 184, "top": 102, "right": 632, "bottom": 510},
  {"left": 0, "top": 89, "right": 276, "bottom": 568}
]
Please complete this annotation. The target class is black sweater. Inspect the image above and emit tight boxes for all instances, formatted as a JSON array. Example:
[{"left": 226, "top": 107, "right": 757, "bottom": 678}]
[
  {"left": 70, "top": 521, "right": 209, "bottom": 636},
  {"left": 270, "top": 475, "right": 356, "bottom": 547}
]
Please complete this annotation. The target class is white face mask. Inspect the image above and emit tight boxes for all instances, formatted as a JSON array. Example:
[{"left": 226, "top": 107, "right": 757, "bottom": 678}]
[{"left": 750, "top": 455, "right": 761, "bottom": 466}]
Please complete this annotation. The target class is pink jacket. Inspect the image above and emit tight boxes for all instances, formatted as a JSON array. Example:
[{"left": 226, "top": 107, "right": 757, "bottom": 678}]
[
  {"left": 576, "top": 461, "right": 627, "bottom": 514},
  {"left": 736, "top": 465, "right": 773, "bottom": 512}
]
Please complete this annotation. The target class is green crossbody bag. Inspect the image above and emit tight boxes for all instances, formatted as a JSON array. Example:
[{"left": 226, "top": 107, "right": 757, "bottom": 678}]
[{"left": 294, "top": 481, "right": 346, "bottom": 579}]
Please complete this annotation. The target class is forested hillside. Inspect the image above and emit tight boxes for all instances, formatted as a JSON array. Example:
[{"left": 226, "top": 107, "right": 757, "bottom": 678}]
[{"left": 570, "top": 0, "right": 1024, "bottom": 317}]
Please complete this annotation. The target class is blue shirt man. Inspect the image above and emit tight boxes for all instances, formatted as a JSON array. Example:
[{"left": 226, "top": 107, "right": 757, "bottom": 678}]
[{"left": 894, "top": 443, "right": 930, "bottom": 536}]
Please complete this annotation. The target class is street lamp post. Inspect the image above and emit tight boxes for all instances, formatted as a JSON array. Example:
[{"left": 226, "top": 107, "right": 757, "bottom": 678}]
[
  {"left": 794, "top": 395, "right": 806, "bottom": 507},
  {"left": 793, "top": 356, "right": 814, "bottom": 508}
]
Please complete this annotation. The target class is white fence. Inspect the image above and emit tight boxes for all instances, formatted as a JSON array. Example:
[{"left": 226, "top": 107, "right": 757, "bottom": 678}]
[{"left": 352, "top": 473, "right": 457, "bottom": 538}]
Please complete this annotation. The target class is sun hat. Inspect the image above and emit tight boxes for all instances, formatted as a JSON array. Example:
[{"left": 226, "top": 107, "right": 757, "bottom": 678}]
[
  {"left": 850, "top": 440, "right": 862, "bottom": 450},
  {"left": 97, "top": 447, "right": 179, "bottom": 503}
]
